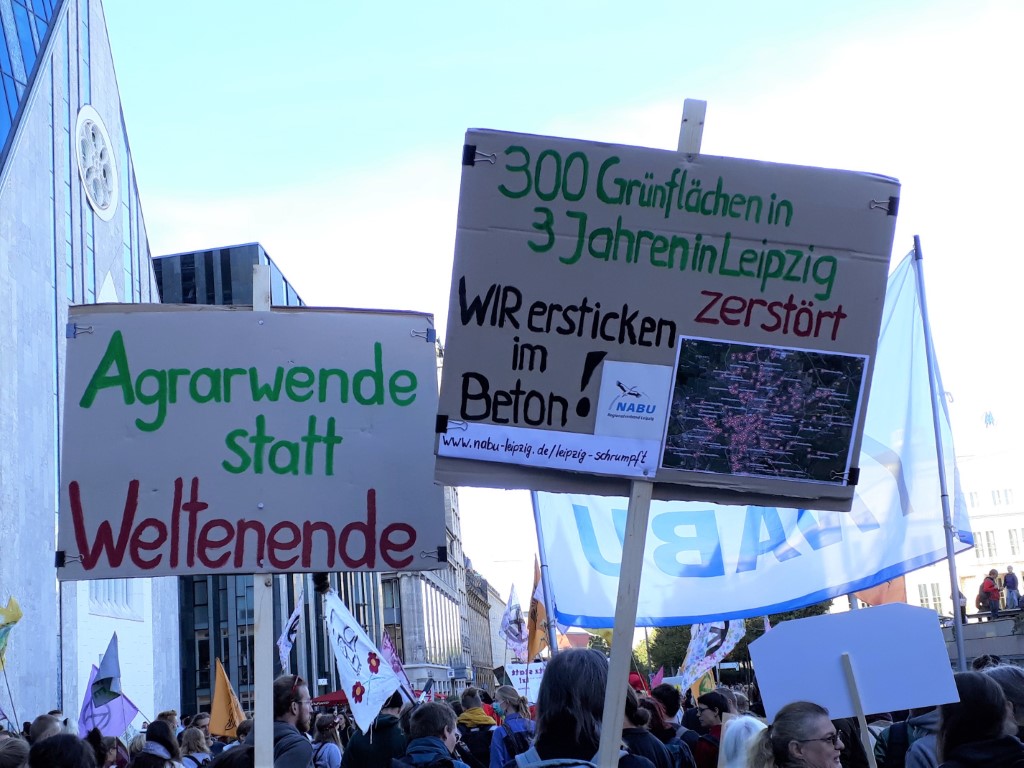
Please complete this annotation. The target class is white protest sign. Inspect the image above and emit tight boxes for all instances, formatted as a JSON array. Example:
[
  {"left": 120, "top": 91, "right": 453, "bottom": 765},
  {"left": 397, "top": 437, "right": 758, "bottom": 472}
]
[
  {"left": 57, "top": 305, "right": 446, "bottom": 578},
  {"left": 505, "top": 661, "right": 546, "bottom": 702},
  {"left": 749, "top": 604, "right": 958, "bottom": 721},
  {"left": 437, "top": 129, "right": 900, "bottom": 510}
]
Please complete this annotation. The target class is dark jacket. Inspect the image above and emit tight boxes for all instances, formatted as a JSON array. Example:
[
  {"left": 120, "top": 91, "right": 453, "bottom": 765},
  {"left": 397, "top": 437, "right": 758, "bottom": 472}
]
[
  {"left": 530, "top": 728, "right": 656, "bottom": 768},
  {"left": 835, "top": 718, "right": 870, "bottom": 768},
  {"left": 622, "top": 728, "right": 672, "bottom": 768},
  {"left": 691, "top": 724, "right": 720, "bottom": 768},
  {"left": 273, "top": 720, "right": 314, "bottom": 768},
  {"left": 243, "top": 720, "right": 313, "bottom": 768},
  {"left": 341, "top": 714, "right": 407, "bottom": 768},
  {"left": 402, "top": 736, "right": 470, "bottom": 768},
  {"left": 939, "top": 735, "right": 1024, "bottom": 768}
]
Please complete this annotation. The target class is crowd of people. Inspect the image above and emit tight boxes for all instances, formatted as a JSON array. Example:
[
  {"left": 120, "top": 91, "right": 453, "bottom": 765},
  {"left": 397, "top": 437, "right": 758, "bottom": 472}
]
[{"left": 4, "top": 648, "right": 1024, "bottom": 768}]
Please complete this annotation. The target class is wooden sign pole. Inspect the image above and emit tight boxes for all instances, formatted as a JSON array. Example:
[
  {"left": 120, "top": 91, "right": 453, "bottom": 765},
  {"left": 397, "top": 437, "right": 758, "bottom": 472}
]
[
  {"left": 252, "top": 265, "right": 275, "bottom": 768},
  {"left": 595, "top": 100, "right": 707, "bottom": 768},
  {"left": 841, "top": 652, "right": 879, "bottom": 768}
]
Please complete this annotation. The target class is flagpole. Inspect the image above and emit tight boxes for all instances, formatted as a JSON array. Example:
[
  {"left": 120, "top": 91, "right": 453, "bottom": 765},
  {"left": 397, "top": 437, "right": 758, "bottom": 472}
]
[
  {"left": 912, "top": 235, "right": 967, "bottom": 673},
  {"left": 530, "top": 492, "right": 560, "bottom": 655},
  {"left": 1, "top": 665, "right": 18, "bottom": 726},
  {"left": 643, "top": 628, "right": 653, "bottom": 685}
]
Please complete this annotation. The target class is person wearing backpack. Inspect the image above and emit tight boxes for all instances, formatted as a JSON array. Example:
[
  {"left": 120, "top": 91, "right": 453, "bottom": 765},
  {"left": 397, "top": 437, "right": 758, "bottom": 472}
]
[
  {"left": 691, "top": 692, "right": 730, "bottom": 768},
  {"left": 396, "top": 701, "right": 471, "bottom": 768},
  {"left": 513, "top": 648, "right": 655, "bottom": 768},
  {"left": 636, "top": 698, "right": 696, "bottom": 768},
  {"left": 981, "top": 570, "right": 1002, "bottom": 621},
  {"left": 874, "top": 707, "right": 939, "bottom": 768},
  {"left": 180, "top": 727, "right": 213, "bottom": 767},
  {"left": 457, "top": 688, "right": 497, "bottom": 768},
  {"left": 489, "top": 686, "right": 533, "bottom": 768},
  {"left": 622, "top": 688, "right": 673, "bottom": 768},
  {"left": 311, "top": 714, "right": 343, "bottom": 768}
]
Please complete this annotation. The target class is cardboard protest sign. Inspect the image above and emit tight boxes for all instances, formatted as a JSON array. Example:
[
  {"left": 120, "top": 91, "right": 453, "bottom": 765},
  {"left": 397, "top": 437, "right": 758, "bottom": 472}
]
[
  {"left": 57, "top": 305, "right": 446, "bottom": 578},
  {"left": 437, "top": 130, "right": 899, "bottom": 510},
  {"left": 505, "top": 661, "right": 547, "bottom": 702},
  {"left": 749, "top": 603, "right": 958, "bottom": 721}
]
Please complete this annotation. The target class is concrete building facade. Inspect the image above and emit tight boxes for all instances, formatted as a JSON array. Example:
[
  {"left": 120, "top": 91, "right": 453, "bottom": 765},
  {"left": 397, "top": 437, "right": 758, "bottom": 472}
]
[
  {"left": 382, "top": 486, "right": 472, "bottom": 697},
  {"left": 905, "top": 418, "right": 1024, "bottom": 622},
  {"left": 487, "top": 583, "right": 509, "bottom": 676},
  {"left": 0, "top": 0, "right": 178, "bottom": 724},
  {"left": 466, "top": 567, "right": 495, "bottom": 691}
]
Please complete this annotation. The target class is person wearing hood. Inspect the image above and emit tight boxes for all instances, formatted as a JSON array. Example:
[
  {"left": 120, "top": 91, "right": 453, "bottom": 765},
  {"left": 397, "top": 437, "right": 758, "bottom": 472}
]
[
  {"left": 399, "top": 702, "right": 470, "bottom": 768},
  {"left": 457, "top": 688, "right": 497, "bottom": 768},
  {"left": 936, "top": 671, "right": 1024, "bottom": 768},
  {"left": 341, "top": 690, "right": 406, "bottom": 768},
  {"left": 875, "top": 706, "right": 940, "bottom": 768}
]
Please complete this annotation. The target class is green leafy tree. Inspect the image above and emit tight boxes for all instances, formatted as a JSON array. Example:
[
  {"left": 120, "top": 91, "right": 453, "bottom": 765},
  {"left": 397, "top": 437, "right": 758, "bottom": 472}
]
[
  {"left": 588, "top": 633, "right": 610, "bottom": 654},
  {"left": 637, "top": 600, "right": 833, "bottom": 673}
]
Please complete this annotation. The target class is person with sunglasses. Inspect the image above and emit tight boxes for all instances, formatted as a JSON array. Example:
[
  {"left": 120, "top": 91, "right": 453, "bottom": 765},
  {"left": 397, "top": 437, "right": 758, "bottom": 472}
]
[
  {"left": 749, "top": 701, "right": 843, "bottom": 768},
  {"left": 248, "top": 674, "right": 314, "bottom": 768}
]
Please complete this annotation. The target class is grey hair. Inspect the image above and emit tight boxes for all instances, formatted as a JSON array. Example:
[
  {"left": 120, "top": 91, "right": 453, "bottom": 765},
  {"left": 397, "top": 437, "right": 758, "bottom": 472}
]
[
  {"left": 984, "top": 664, "right": 1024, "bottom": 722},
  {"left": 719, "top": 715, "right": 767, "bottom": 768},
  {"left": 748, "top": 701, "right": 830, "bottom": 768}
]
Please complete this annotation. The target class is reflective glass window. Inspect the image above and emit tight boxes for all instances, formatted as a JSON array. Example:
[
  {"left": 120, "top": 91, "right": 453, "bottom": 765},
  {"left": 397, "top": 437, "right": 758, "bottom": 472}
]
[
  {"left": 3, "top": 73, "right": 18, "bottom": 117},
  {"left": 270, "top": 262, "right": 285, "bottom": 306},
  {"left": 12, "top": 3, "right": 36, "bottom": 76},
  {"left": 0, "top": 24, "right": 14, "bottom": 75}
]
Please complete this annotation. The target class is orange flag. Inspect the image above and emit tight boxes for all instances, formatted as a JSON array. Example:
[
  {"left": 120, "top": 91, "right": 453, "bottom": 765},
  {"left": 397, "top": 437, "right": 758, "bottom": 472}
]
[
  {"left": 854, "top": 576, "right": 907, "bottom": 606},
  {"left": 210, "top": 657, "right": 246, "bottom": 738},
  {"left": 527, "top": 557, "right": 549, "bottom": 660}
]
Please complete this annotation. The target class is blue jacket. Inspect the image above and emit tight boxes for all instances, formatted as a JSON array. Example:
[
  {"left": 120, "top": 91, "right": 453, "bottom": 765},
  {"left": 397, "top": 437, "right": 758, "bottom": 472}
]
[
  {"left": 490, "top": 714, "right": 535, "bottom": 768},
  {"left": 403, "top": 737, "right": 471, "bottom": 768}
]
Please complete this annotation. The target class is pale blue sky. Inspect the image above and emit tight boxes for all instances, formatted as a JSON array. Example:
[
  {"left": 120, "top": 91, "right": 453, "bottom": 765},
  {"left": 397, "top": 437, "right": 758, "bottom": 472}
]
[{"left": 102, "top": 0, "right": 1021, "bottom": 603}]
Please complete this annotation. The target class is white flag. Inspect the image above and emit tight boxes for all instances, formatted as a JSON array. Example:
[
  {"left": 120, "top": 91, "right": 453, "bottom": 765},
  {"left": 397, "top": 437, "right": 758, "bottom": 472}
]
[
  {"left": 277, "top": 590, "right": 304, "bottom": 674},
  {"left": 323, "top": 590, "right": 400, "bottom": 733},
  {"left": 678, "top": 620, "right": 746, "bottom": 690},
  {"left": 499, "top": 585, "right": 528, "bottom": 660},
  {"left": 92, "top": 632, "right": 122, "bottom": 706}
]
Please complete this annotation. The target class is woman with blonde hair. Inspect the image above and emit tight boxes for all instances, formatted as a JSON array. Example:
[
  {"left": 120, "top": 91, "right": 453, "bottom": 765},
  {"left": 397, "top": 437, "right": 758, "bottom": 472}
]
[
  {"left": 490, "top": 685, "right": 533, "bottom": 768},
  {"left": 180, "top": 727, "right": 212, "bottom": 766},
  {"left": 748, "top": 701, "right": 843, "bottom": 768}
]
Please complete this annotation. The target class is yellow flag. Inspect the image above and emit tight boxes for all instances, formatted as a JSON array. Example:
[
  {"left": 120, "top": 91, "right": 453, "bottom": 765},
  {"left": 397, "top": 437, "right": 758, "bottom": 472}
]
[
  {"left": 0, "top": 597, "right": 23, "bottom": 670},
  {"left": 210, "top": 657, "right": 247, "bottom": 738},
  {"left": 689, "top": 669, "right": 715, "bottom": 701},
  {"left": 527, "top": 557, "right": 549, "bottom": 660}
]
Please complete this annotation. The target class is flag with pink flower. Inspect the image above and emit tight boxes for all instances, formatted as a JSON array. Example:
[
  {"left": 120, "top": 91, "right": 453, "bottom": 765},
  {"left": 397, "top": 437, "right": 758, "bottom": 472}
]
[{"left": 323, "top": 590, "right": 401, "bottom": 732}]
